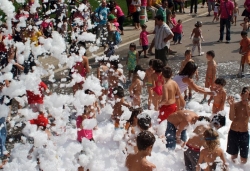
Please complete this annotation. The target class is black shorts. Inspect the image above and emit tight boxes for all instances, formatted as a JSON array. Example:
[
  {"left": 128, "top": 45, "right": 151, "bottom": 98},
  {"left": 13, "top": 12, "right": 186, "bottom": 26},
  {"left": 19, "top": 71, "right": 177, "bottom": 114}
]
[
  {"left": 142, "top": 45, "right": 148, "bottom": 51},
  {"left": 226, "top": 129, "right": 249, "bottom": 158}
]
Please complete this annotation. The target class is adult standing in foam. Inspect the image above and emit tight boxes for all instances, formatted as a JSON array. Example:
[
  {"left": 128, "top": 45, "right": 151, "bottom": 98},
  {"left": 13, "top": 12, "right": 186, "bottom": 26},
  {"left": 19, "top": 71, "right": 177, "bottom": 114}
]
[
  {"left": 173, "top": 61, "right": 215, "bottom": 109},
  {"left": 153, "top": 15, "right": 173, "bottom": 66},
  {"left": 217, "top": 0, "right": 234, "bottom": 43}
]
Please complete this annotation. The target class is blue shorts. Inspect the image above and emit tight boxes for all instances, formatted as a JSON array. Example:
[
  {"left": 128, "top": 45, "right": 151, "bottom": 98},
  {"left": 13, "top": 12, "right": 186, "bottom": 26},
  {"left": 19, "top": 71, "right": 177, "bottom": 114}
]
[
  {"left": 142, "top": 45, "right": 148, "bottom": 51},
  {"left": 226, "top": 129, "right": 249, "bottom": 158}
]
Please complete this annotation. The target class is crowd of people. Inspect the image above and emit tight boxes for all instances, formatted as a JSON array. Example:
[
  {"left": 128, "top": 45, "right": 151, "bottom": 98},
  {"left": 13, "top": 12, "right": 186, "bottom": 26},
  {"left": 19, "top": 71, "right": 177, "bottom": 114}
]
[{"left": 0, "top": 0, "right": 249, "bottom": 170}]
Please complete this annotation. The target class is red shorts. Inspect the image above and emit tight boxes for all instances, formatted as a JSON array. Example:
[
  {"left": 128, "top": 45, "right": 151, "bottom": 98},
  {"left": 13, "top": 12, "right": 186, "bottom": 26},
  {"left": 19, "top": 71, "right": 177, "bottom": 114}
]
[
  {"left": 30, "top": 114, "right": 49, "bottom": 127},
  {"left": 158, "top": 104, "right": 177, "bottom": 123},
  {"left": 108, "top": 88, "right": 113, "bottom": 98}
]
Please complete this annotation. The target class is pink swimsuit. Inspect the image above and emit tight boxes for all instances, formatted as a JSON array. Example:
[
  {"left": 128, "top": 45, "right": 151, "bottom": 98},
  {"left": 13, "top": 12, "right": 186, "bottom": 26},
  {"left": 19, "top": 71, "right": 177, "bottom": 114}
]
[
  {"left": 152, "top": 74, "right": 164, "bottom": 96},
  {"left": 76, "top": 116, "right": 93, "bottom": 142}
]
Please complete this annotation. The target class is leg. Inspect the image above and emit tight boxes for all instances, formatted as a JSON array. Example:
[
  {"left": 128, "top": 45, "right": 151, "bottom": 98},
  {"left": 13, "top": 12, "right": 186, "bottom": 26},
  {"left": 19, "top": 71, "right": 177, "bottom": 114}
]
[
  {"left": 184, "top": 149, "right": 193, "bottom": 171},
  {"left": 147, "top": 87, "right": 153, "bottom": 109},
  {"left": 118, "top": 16, "right": 125, "bottom": 35},
  {"left": 197, "top": 39, "right": 202, "bottom": 55},
  {"left": 181, "top": 129, "right": 187, "bottom": 142},
  {"left": 194, "top": 0, "right": 198, "bottom": 13},
  {"left": 207, "top": 1, "right": 211, "bottom": 15},
  {"left": 226, "top": 129, "right": 240, "bottom": 163},
  {"left": 219, "top": 19, "right": 225, "bottom": 41},
  {"left": 190, "top": 0, "right": 194, "bottom": 13},
  {"left": 165, "top": 122, "right": 177, "bottom": 149},
  {"left": 225, "top": 19, "right": 231, "bottom": 41},
  {"left": 148, "top": 38, "right": 155, "bottom": 54},
  {"left": 239, "top": 132, "right": 249, "bottom": 164}
]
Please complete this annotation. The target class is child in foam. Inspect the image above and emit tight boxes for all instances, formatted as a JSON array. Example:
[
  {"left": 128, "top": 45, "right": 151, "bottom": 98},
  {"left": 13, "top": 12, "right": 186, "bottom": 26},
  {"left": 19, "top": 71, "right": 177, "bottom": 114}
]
[
  {"left": 190, "top": 21, "right": 204, "bottom": 56},
  {"left": 144, "top": 59, "right": 154, "bottom": 110}
]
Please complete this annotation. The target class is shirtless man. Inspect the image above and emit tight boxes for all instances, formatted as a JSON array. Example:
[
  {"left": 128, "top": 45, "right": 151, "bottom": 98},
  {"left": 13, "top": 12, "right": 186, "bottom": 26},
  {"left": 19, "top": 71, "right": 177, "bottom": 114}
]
[
  {"left": 72, "top": 53, "right": 90, "bottom": 94},
  {"left": 184, "top": 116, "right": 211, "bottom": 171},
  {"left": 208, "top": 78, "right": 227, "bottom": 114},
  {"left": 126, "top": 131, "right": 156, "bottom": 171},
  {"left": 112, "top": 86, "right": 131, "bottom": 128},
  {"left": 201, "top": 50, "right": 217, "bottom": 104},
  {"left": 226, "top": 87, "right": 250, "bottom": 164},
  {"left": 158, "top": 66, "right": 183, "bottom": 123},
  {"left": 166, "top": 110, "right": 200, "bottom": 149},
  {"left": 129, "top": 65, "right": 143, "bottom": 108},
  {"left": 108, "top": 60, "right": 126, "bottom": 99},
  {"left": 144, "top": 59, "right": 154, "bottom": 109}
]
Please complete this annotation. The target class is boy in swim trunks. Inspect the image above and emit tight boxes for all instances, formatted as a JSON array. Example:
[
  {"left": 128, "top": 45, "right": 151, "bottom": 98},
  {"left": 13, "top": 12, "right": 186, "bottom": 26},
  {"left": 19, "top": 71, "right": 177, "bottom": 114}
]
[
  {"left": 208, "top": 78, "right": 227, "bottom": 114},
  {"left": 126, "top": 131, "right": 156, "bottom": 171},
  {"left": 144, "top": 59, "right": 154, "bottom": 109},
  {"left": 201, "top": 50, "right": 217, "bottom": 104},
  {"left": 239, "top": 30, "right": 250, "bottom": 76},
  {"left": 112, "top": 86, "right": 131, "bottom": 129},
  {"left": 129, "top": 65, "right": 144, "bottom": 108},
  {"left": 158, "top": 66, "right": 183, "bottom": 123},
  {"left": 226, "top": 87, "right": 250, "bottom": 164}
]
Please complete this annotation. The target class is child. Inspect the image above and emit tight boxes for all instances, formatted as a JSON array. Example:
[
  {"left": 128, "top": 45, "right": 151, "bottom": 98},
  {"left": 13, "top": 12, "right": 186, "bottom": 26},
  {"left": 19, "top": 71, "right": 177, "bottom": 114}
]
[
  {"left": 212, "top": 3, "right": 219, "bottom": 23},
  {"left": 240, "top": 17, "right": 250, "bottom": 31},
  {"left": 76, "top": 105, "right": 94, "bottom": 142},
  {"left": 125, "top": 131, "right": 156, "bottom": 171},
  {"left": 138, "top": 24, "right": 150, "bottom": 58},
  {"left": 170, "top": 12, "right": 177, "bottom": 33},
  {"left": 111, "top": 86, "right": 131, "bottom": 129},
  {"left": 190, "top": 21, "right": 204, "bottom": 56},
  {"left": 201, "top": 50, "right": 217, "bottom": 104},
  {"left": 184, "top": 116, "right": 211, "bottom": 171},
  {"left": 180, "top": 0, "right": 185, "bottom": 13},
  {"left": 196, "top": 128, "right": 228, "bottom": 171},
  {"left": 179, "top": 50, "right": 198, "bottom": 101},
  {"left": 144, "top": 59, "right": 154, "bottom": 109},
  {"left": 126, "top": 43, "right": 139, "bottom": 81},
  {"left": 173, "top": 20, "right": 183, "bottom": 44},
  {"left": 151, "top": 59, "right": 164, "bottom": 111},
  {"left": 129, "top": 65, "right": 144, "bottom": 108},
  {"left": 233, "top": 2, "right": 239, "bottom": 26},
  {"left": 239, "top": 30, "right": 250, "bottom": 76},
  {"left": 208, "top": 78, "right": 227, "bottom": 114},
  {"left": 227, "top": 87, "right": 250, "bottom": 164}
]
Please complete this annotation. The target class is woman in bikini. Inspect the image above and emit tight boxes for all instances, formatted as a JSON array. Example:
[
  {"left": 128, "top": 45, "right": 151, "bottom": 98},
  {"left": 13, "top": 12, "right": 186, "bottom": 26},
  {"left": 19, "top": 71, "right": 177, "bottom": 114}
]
[{"left": 151, "top": 59, "right": 164, "bottom": 111}]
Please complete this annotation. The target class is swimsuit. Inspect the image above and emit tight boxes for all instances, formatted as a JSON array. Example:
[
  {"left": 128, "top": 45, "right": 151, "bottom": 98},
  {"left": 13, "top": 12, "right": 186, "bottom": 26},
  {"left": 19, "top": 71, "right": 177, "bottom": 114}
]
[
  {"left": 127, "top": 50, "right": 137, "bottom": 71},
  {"left": 152, "top": 74, "right": 164, "bottom": 95},
  {"left": 158, "top": 103, "right": 177, "bottom": 123}
]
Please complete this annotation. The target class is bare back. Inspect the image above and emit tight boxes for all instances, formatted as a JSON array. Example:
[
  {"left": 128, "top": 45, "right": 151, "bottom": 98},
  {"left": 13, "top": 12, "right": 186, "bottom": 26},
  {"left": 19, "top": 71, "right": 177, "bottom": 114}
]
[
  {"left": 161, "top": 79, "right": 180, "bottom": 105},
  {"left": 192, "top": 27, "right": 201, "bottom": 38},
  {"left": 126, "top": 154, "right": 156, "bottom": 171},
  {"left": 187, "top": 125, "right": 208, "bottom": 149}
]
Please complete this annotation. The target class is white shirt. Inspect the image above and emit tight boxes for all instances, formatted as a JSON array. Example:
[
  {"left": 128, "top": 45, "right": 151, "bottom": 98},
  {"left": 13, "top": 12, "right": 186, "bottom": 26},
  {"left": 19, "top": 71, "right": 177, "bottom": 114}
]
[
  {"left": 173, "top": 75, "right": 188, "bottom": 94},
  {"left": 154, "top": 23, "right": 173, "bottom": 50},
  {"left": 214, "top": 6, "right": 219, "bottom": 13}
]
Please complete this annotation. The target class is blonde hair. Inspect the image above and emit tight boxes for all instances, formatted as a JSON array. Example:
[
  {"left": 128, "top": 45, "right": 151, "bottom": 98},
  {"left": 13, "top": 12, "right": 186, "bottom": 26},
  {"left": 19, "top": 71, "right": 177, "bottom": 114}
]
[{"left": 203, "top": 128, "right": 220, "bottom": 151}]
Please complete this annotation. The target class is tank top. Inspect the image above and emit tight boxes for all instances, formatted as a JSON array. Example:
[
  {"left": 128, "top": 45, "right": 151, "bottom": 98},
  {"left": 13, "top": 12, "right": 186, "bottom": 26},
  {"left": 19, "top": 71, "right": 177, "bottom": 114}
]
[{"left": 173, "top": 75, "right": 188, "bottom": 94}]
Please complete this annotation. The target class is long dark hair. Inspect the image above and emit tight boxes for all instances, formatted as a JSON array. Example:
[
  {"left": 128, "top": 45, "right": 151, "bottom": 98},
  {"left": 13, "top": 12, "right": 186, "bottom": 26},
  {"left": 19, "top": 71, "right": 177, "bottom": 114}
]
[{"left": 179, "top": 61, "right": 198, "bottom": 78}]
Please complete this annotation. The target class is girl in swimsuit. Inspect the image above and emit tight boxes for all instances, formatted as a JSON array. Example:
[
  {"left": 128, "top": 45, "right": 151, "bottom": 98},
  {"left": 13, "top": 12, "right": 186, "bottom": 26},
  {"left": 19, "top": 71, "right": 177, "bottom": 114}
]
[
  {"left": 151, "top": 59, "right": 164, "bottom": 111},
  {"left": 144, "top": 59, "right": 154, "bottom": 109}
]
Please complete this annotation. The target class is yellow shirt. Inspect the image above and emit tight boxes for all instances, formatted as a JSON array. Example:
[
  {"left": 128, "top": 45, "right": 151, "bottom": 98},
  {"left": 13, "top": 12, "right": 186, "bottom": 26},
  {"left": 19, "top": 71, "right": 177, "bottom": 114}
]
[
  {"left": 30, "top": 31, "right": 42, "bottom": 46},
  {"left": 152, "top": 0, "right": 161, "bottom": 6}
]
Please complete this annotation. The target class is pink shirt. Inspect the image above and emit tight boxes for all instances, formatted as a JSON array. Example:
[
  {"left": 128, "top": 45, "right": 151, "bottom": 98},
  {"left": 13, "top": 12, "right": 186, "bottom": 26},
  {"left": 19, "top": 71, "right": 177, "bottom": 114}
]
[
  {"left": 174, "top": 24, "right": 183, "bottom": 34},
  {"left": 76, "top": 116, "right": 93, "bottom": 142},
  {"left": 141, "top": 0, "right": 147, "bottom": 6},
  {"left": 115, "top": 5, "right": 124, "bottom": 18},
  {"left": 171, "top": 17, "right": 177, "bottom": 32},
  {"left": 140, "top": 30, "right": 149, "bottom": 46},
  {"left": 220, "top": 0, "right": 234, "bottom": 19},
  {"left": 244, "top": 0, "right": 250, "bottom": 12}
]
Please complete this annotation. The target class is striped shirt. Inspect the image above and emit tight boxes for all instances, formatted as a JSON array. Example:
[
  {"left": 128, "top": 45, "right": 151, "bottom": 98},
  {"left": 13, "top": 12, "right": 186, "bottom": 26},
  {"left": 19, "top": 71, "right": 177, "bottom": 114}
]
[{"left": 154, "top": 23, "right": 173, "bottom": 50}]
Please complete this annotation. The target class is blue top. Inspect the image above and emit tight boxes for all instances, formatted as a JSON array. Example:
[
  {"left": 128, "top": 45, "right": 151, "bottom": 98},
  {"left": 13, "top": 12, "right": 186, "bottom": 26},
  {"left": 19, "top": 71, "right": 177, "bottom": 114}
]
[{"left": 95, "top": 6, "right": 110, "bottom": 25}]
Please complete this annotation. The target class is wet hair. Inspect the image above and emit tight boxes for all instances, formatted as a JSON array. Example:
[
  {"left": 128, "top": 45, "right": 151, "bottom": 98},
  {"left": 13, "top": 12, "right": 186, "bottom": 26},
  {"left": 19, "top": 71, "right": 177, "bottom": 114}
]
[
  {"left": 185, "top": 49, "right": 191, "bottom": 56},
  {"left": 127, "top": 108, "right": 143, "bottom": 125},
  {"left": 241, "top": 87, "right": 249, "bottom": 95},
  {"left": 148, "top": 59, "right": 154, "bottom": 66},
  {"left": 85, "top": 89, "right": 94, "bottom": 94},
  {"left": 195, "top": 21, "right": 202, "bottom": 27},
  {"left": 152, "top": 59, "right": 164, "bottom": 73},
  {"left": 241, "top": 30, "right": 248, "bottom": 36},
  {"left": 203, "top": 128, "right": 220, "bottom": 151},
  {"left": 136, "top": 130, "right": 156, "bottom": 151},
  {"left": 129, "top": 43, "right": 136, "bottom": 50},
  {"left": 110, "top": 60, "right": 119, "bottom": 70},
  {"left": 206, "top": 50, "right": 215, "bottom": 58},
  {"left": 198, "top": 116, "right": 211, "bottom": 122},
  {"left": 155, "top": 15, "right": 164, "bottom": 21},
  {"left": 211, "top": 114, "right": 226, "bottom": 128},
  {"left": 134, "top": 65, "right": 145, "bottom": 74},
  {"left": 162, "top": 66, "right": 172, "bottom": 79},
  {"left": 179, "top": 61, "right": 198, "bottom": 78},
  {"left": 137, "top": 114, "right": 151, "bottom": 131},
  {"left": 214, "top": 78, "right": 226, "bottom": 87},
  {"left": 113, "top": 86, "right": 124, "bottom": 98}
]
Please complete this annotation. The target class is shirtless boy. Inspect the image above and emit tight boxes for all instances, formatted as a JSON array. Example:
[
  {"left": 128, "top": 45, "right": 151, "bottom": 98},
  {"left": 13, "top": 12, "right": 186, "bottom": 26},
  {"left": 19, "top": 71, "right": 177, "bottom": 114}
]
[
  {"left": 239, "top": 30, "right": 250, "bottom": 76},
  {"left": 201, "top": 50, "right": 217, "bottom": 104},
  {"left": 196, "top": 128, "right": 228, "bottom": 171},
  {"left": 126, "top": 131, "right": 156, "bottom": 171},
  {"left": 226, "top": 87, "right": 250, "bottom": 164},
  {"left": 129, "top": 65, "right": 144, "bottom": 108},
  {"left": 184, "top": 116, "right": 211, "bottom": 171},
  {"left": 191, "top": 21, "right": 204, "bottom": 56},
  {"left": 166, "top": 110, "right": 201, "bottom": 149},
  {"left": 158, "top": 66, "right": 183, "bottom": 123},
  {"left": 112, "top": 86, "right": 131, "bottom": 129},
  {"left": 144, "top": 59, "right": 154, "bottom": 109},
  {"left": 179, "top": 50, "right": 198, "bottom": 101},
  {"left": 208, "top": 78, "right": 227, "bottom": 114}
]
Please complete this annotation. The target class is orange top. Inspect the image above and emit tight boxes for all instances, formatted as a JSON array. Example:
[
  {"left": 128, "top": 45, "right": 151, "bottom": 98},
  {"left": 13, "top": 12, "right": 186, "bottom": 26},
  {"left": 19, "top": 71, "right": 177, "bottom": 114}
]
[{"left": 240, "top": 37, "right": 250, "bottom": 63}]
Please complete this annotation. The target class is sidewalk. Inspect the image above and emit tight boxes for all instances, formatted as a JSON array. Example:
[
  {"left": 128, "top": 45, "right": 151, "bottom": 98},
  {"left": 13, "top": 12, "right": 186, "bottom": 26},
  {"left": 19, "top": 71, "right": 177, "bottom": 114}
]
[{"left": 40, "top": 4, "right": 209, "bottom": 78}]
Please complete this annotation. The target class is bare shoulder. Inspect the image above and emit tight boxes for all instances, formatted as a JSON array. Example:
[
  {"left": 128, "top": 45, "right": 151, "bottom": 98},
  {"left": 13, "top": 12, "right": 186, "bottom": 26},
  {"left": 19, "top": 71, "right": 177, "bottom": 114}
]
[{"left": 142, "top": 159, "right": 156, "bottom": 171}]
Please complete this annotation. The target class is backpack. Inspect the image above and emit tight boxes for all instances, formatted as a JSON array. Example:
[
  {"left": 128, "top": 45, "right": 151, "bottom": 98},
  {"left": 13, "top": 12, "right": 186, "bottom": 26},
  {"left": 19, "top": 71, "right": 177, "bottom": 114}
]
[{"left": 114, "top": 31, "right": 122, "bottom": 45}]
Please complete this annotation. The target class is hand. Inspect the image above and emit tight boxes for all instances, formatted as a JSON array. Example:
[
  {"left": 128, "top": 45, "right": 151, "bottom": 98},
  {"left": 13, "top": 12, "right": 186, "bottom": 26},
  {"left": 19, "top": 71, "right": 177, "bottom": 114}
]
[
  {"left": 227, "top": 96, "right": 235, "bottom": 106},
  {"left": 202, "top": 38, "right": 205, "bottom": 42},
  {"left": 208, "top": 99, "right": 211, "bottom": 106},
  {"left": 176, "top": 138, "right": 183, "bottom": 144}
]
